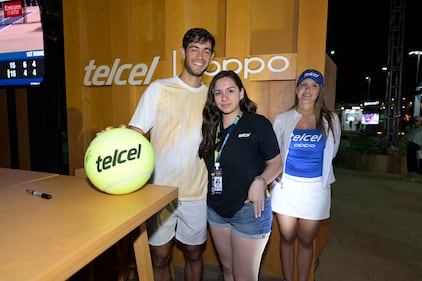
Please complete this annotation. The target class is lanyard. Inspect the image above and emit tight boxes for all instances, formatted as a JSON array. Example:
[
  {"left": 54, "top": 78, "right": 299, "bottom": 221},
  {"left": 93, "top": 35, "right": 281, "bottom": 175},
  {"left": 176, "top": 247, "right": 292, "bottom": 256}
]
[{"left": 214, "top": 111, "right": 243, "bottom": 163}]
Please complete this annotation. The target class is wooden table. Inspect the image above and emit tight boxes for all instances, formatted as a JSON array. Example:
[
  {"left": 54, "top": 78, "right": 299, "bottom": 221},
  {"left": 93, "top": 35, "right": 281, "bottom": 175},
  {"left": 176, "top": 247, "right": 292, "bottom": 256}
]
[
  {"left": 0, "top": 171, "right": 178, "bottom": 281},
  {"left": 0, "top": 167, "right": 58, "bottom": 187}
]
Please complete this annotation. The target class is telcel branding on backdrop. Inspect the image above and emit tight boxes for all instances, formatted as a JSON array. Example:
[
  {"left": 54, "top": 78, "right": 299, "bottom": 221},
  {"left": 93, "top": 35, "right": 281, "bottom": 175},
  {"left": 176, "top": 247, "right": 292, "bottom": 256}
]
[{"left": 83, "top": 51, "right": 296, "bottom": 87}]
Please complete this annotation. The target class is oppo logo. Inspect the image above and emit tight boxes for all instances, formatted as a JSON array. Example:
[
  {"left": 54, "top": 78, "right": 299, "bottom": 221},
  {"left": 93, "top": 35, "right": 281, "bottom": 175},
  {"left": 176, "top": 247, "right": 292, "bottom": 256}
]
[
  {"left": 205, "top": 55, "right": 290, "bottom": 79},
  {"left": 83, "top": 52, "right": 292, "bottom": 86}
]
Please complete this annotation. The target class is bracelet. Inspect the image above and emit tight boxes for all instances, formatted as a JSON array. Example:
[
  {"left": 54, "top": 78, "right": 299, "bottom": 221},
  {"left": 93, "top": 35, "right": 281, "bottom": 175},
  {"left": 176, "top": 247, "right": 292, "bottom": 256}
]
[{"left": 255, "top": 175, "right": 268, "bottom": 188}]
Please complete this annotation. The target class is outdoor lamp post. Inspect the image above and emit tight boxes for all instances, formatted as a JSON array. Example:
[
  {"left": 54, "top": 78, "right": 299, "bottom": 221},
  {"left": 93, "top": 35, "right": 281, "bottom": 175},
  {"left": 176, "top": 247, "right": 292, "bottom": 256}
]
[
  {"left": 365, "top": 76, "right": 372, "bottom": 100},
  {"left": 409, "top": 50, "right": 422, "bottom": 84}
]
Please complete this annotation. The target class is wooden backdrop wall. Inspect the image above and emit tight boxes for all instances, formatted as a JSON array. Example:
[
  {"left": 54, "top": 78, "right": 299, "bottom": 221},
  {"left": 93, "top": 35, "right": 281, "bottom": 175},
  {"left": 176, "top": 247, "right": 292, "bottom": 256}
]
[{"left": 62, "top": 0, "right": 334, "bottom": 280}]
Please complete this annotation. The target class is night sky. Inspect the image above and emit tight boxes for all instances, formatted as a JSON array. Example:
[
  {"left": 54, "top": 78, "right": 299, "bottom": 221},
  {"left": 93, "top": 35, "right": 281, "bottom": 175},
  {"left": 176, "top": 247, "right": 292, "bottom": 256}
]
[{"left": 326, "top": 0, "right": 422, "bottom": 103}]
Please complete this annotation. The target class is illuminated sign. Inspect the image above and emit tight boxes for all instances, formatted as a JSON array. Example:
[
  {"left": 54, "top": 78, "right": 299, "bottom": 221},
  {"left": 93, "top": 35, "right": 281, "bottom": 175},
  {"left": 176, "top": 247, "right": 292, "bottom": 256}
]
[{"left": 83, "top": 52, "right": 296, "bottom": 87}]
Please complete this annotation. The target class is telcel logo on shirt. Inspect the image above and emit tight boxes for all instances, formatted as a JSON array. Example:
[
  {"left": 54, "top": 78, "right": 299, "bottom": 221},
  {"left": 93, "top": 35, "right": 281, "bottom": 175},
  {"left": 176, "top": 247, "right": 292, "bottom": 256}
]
[
  {"left": 238, "top": 133, "right": 251, "bottom": 138},
  {"left": 291, "top": 133, "right": 323, "bottom": 148}
]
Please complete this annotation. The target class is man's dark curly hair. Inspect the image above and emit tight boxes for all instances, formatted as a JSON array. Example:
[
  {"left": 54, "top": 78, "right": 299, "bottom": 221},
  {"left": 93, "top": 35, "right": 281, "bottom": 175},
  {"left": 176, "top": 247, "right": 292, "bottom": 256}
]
[{"left": 183, "top": 28, "right": 215, "bottom": 52}]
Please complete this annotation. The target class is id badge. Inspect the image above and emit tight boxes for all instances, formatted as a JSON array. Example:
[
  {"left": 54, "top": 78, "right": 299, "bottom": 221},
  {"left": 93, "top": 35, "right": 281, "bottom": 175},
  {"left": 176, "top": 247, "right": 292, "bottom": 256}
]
[{"left": 211, "top": 164, "right": 223, "bottom": 195}]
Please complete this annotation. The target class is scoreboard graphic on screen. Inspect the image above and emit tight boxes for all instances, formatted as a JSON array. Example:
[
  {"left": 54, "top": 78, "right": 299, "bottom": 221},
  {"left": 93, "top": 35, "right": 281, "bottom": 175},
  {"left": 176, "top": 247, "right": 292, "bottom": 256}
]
[
  {"left": 0, "top": 3, "right": 45, "bottom": 87},
  {"left": 0, "top": 51, "right": 45, "bottom": 86}
]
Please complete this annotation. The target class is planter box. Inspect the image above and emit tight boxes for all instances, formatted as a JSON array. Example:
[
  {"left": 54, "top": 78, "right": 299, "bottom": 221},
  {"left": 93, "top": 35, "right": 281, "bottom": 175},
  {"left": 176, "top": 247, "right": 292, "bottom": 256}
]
[{"left": 336, "top": 148, "right": 407, "bottom": 175}]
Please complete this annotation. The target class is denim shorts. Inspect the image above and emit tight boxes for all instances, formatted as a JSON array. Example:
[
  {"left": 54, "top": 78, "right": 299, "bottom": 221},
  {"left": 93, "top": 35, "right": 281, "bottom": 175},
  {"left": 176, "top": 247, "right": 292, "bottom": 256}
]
[{"left": 207, "top": 196, "right": 272, "bottom": 239}]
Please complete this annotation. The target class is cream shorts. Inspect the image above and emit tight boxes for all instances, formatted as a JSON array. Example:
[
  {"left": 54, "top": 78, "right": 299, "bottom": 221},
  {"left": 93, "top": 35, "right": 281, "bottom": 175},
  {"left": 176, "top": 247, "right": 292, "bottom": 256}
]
[{"left": 148, "top": 199, "right": 207, "bottom": 246}]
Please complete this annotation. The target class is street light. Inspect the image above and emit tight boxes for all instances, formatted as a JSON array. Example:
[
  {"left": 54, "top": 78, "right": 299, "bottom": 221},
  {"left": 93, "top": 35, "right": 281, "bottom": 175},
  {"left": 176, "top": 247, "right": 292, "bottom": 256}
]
[
  {"left": 409, "top": 50, "right": 422, "bottom": 84},
  {"left": 365, "top": 76, "right": 371, "bottom": 100}
]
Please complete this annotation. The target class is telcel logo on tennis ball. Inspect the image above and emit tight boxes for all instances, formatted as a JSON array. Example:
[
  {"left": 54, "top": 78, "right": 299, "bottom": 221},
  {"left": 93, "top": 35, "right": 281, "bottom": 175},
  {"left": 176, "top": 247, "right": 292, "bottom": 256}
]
[
  {"left": 95, "top": 143, "right": 143, "bottom": 172},
  {"left": 84, "top": 128, "right": 155, "bottom": 195}
]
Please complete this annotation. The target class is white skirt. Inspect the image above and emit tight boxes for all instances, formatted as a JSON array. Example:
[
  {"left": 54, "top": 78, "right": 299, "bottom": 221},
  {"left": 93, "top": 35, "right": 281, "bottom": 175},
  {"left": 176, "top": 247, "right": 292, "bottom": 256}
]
[{"left": 271, "top": 174, "right": 331, "bottom": 220}]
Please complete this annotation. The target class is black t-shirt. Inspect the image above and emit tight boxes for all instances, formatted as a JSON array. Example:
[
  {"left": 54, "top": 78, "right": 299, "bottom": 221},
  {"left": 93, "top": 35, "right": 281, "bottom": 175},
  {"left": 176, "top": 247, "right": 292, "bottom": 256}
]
[{"left": 205, "top": 112, "right": 280, "bottom": 218}]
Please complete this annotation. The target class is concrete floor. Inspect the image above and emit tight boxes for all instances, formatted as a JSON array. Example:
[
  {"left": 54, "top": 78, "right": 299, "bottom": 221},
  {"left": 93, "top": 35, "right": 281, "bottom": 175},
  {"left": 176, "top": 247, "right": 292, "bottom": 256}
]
[
  {"left": 175, "top": 166, "right": 422, "bottom": 281},
  {"left": 314, "top": 167, "right": 422, "bottom": 281},
  {"left": 70, "top": 165, "right": 422, "bottom": 281}
]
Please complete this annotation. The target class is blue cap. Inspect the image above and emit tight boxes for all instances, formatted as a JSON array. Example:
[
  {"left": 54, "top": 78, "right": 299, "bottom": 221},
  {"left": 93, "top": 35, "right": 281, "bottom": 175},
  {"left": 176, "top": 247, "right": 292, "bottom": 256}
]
[{"left": 297, "top": 69, "right": 324, "bottom": 87}]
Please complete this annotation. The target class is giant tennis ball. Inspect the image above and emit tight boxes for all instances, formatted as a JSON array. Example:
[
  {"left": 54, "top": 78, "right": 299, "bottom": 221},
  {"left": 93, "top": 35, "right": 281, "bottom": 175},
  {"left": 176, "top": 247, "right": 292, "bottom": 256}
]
[{"left": 84, "top": 127, "right": 154, "bottom": 195}]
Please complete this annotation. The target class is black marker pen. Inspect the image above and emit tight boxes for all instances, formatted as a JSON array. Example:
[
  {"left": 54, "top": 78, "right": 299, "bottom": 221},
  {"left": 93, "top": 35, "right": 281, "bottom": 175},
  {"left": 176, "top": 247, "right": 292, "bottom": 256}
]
[{"left": 26, "top": 189, "right": 52, "bottom": 199}]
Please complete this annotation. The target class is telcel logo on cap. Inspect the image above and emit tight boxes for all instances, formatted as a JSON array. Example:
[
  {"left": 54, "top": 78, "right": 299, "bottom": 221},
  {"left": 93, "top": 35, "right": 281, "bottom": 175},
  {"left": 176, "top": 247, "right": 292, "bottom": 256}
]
[
  {"left": 303, "top": 72, "right": 320, "bottom": 79},
  {"left": 297, "top": 69, "right": 324, "bottom": 87}
]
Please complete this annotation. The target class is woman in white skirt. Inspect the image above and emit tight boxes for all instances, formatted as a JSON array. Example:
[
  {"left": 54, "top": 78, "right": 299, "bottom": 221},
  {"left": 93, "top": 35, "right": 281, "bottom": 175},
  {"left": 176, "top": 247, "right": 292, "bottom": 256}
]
[{"left": 271, "top": 69, "right": 341, "bottom": 281}]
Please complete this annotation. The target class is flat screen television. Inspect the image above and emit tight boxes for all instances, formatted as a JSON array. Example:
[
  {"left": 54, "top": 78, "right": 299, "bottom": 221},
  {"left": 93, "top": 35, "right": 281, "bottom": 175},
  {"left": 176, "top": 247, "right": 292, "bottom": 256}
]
[
  {"left": 0, "top": 2, "right": 45, "bottom": 87},
  {"left": 361, "top": 113, "right": 380, "bottom": 125}
]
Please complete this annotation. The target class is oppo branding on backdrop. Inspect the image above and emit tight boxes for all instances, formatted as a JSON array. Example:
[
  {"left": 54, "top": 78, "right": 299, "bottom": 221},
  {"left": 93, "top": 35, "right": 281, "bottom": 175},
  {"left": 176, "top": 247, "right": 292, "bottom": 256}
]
[{"left": 83, "top": 51, "right": 292, "bottom": 86}]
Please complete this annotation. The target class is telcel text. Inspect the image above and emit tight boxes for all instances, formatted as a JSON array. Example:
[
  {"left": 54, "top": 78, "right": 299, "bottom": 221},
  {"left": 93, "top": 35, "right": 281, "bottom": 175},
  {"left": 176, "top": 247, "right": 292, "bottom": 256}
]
[
  {"left": 95, "top": 144, "right": 142, "bottom": 172},
  {"left": 84, "top": 57, "right": 159, "bottom": 86}
]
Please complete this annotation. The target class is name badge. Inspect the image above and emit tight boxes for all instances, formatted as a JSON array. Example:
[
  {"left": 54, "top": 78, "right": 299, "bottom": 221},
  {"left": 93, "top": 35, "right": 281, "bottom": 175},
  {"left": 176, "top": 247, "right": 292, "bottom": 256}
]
[{"left": 211, "top": 163, "right": 223, "bottom": 195}]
